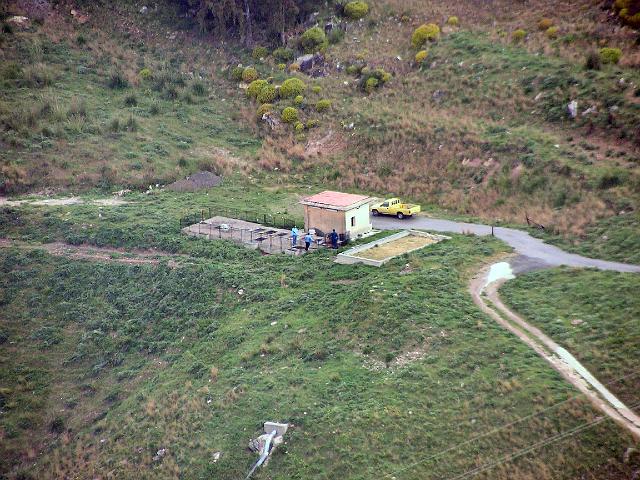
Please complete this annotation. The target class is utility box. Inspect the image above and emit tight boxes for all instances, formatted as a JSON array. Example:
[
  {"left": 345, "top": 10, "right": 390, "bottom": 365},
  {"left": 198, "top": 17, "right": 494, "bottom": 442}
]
[{"left": 300, "top": 191, "right": 372, "bottom": 239}]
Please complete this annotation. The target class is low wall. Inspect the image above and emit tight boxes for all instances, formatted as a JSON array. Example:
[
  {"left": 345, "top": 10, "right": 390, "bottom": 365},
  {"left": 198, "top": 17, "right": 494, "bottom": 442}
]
[{"left": 335, "top": 230, "right": 449, "bottom": 267}]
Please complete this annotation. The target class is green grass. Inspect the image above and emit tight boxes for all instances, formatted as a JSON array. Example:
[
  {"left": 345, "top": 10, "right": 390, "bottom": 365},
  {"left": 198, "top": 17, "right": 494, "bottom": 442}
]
[
  {"left": 500, "top": 267, "right": 640, "bottom": 413},
  {"left": 0, "top": 27, "right": 260, "bottom": 194},
  {"left": 1, "top": 195, "right": 639, "bottom": 478}
]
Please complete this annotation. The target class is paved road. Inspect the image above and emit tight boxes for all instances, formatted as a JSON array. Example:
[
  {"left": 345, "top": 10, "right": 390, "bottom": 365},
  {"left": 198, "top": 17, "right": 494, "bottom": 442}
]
[{"left": 372, "top": 215, "right": 640, "bottom": 273}]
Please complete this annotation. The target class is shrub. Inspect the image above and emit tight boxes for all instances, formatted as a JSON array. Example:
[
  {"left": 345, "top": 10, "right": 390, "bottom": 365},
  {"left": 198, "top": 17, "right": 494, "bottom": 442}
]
[
  {"left": 22, "top": 64, "right": 55, "bottom": 88},
  {"left": 294, "top": 95, "right": 304, "bottom": 106},
  {"left": 273, "top": 47, "right": 294, "bottom": 62},
  {"left": 312, "top": 85, "right": 322, "bottom": 94},
  {"left": 277, "top": 63, "right": 286, "bottom": 70},
  {"left": 415, "top": 50, "right": 428, "bottom": 63},
  {"left": 257, "top": 103, "right": 274, "bottom": 118},
  {"left": 124, "top": 94, "right": 137, "bottom": 107},
  {"left": 600, "top": 47, "right": 622, "bottom": 64},
  {"left": 280, "top": 77, "right": 306, "bottom": 98},
  {"left": 257, "top": 84, "right": 277, "bottom": 103},
  {"left": 247, "top": 79, "right": 268, "bottom": 99},
  {"left": 446, "top": 16, "right": 459, "bottom": 26},
  {"left": 545, "top": 26, "right": 559, "bottom": 39},
  {"left": 358, "top": 67, "right": 391, "bottom": 92},
  {"left": 192, "top": 81, "right": 207, "bottom": 96},
  {"left": 164, "top": 86, "right": 179, "bottom": 99},
  {"left": 294, "top": 121, "right": 305, "bottom": 132},
  {"left": 108, "top": 70, "right": 129, "bottom": 89},
  {"left": 614, "top": 0, "right": 640, "bottom": 29},
  {"left": 328, "top": 28, "right": 345, "bottom": 44},
  {"left": 411, "top": 23, "right": 440, "bottom": 48},
  {"left": 242, "top": 66, "right": 258, "bottom": 83},
  {"left": 281, "top": 107, "right": 299, "bottom": 123},
  {"left": 252, "top": 46, "right": 269, "bottom": 59},
  {"left": 585, "top": 50, "right": 602, "bottom": 70},
  {"left": 231, "top": 65, "right": 244, "bottom": 81},
  {"left": 512, "top": 29, "right": 527, "bottom": 43},
  {"left": 289, "top": 63, "right": 301, "bottom": 72},
  {"left": 139, "top": 68, "right": 152, "bottom": 80},
  {"left": 149, "top": 101, "right": 160, "bottom": 115},
  {"left": 316, "top": 99, "right": 331, "bottom": 112},
  {"left": 364, "top": 77, "right": 378, "bottom": 93},
  {"left": 344, "top": 1, "right": 369, "bottom": 20},
  {"left": 300, "top": 26, "right": 328, "bottom": 53},
  {"left": 538, "top": 18, "right": 554, "bottom": 30},
  {"left": 306, "top": 118, "right": 318, "bottom": 128}
]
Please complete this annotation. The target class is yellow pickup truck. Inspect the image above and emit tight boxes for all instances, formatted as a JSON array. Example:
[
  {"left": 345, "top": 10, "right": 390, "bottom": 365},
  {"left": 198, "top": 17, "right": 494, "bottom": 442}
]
[{"left": 370, "top": 198, "right": 421, "bottom": 219}]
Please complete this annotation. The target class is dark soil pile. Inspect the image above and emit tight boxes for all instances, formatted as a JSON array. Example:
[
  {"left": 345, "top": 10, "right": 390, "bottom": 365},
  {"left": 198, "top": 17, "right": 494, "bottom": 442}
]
[{"left": 167, "top": 171, "right": 223, "bottom": 192}]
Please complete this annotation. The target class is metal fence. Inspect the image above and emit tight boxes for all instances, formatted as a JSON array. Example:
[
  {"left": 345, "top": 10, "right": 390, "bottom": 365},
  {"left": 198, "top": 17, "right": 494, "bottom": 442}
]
[{"left": 179, "top": 206, "right": 300, "bottom": 230}]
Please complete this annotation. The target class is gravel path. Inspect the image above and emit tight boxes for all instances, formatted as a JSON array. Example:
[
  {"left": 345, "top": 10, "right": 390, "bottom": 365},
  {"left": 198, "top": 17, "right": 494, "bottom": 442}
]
[{"left": 372, "top": 215, "right": 640, "bottom": 273}]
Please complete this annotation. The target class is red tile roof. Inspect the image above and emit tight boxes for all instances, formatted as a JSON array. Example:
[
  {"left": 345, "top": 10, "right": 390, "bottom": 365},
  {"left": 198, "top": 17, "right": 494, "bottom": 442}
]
[{"left": 302, "top": 191, "right": 370, "bottom": 208}]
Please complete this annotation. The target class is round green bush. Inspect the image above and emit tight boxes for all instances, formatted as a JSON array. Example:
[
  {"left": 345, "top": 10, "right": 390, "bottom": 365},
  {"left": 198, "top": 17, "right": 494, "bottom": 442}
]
[
  {"left": 257, "top": 84, "right": 277, "bottom": 103},
  {"left": 277, "top": 63, "right": 286, "bottom": 71},
  {"left": 257, "top": 103, "right": 274, "bottom": 119},
  {"left": 344, "top": 1, "right": 369, "bottom": 20},
  {"left": 280, "top": 77, "right": 307, "bottom": 98},
  {"left": 411, "top": 23, "right": 440, "bottom": 48},
  {"left": 316, "top": 99, "right": 331, "bottom": 112},
  {"left": 600, "top": 47, "right": 622, "bottom": 64},
  {"left": 281, "top": 107, "right": 299, "bottom": 123},
  {"left": 364, "top": 77, "right": 379, "bottom": 93},
  {"left": 273, "top": 47, "right": 294, "bottom": 62},
  {"left": 231, "top": 65, "right": 244, "bottom": 81},
  {"left": 512, "top": 29, "right": 527, "bottom": 43},
  {"left": 545, "top": 26, "right": 559, "bottom": 39},
  {"left": 139, "top": 68, "right": 153, "bottom": 80},
  {"left": 312, "top": 85, "right": 322, "bottom": 94},
  {"left": 252, "top": 46, "right": 269, "bottom": 60},
  {"left": 247, "top": 79, "right": 268, "bottom": 99},
  {"left": 242, "top": 66, "right": 258, "bottom": 83},
  {"left": 446, "top": 16, "right": 459, "bottom": 26},
  {"left": 415, "top": 50, "right": 428, "bottom": 63},
  {"left": 294, "top": 121, "right": 305, "bottom": 132},
  {"left": 301, "top": 26, "right": 328, "bottom": 53},
  {"left": 294, "top": 95, "right": 304, "bottom": 106},
  {"left": 306, "top": 118, "right": 319, "bottom": 128}
]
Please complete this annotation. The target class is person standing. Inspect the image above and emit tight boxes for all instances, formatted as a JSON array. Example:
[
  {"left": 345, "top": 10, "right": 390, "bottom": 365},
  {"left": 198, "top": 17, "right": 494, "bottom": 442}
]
[
  {"left": 304, "top": 231, "right": 313, "bottom": 252},
  {"left": 329, "top": 229, "right": 339, "bottom": 249},
  {"left": 291, "top": 226, "right": 299, "bottom": 247}
]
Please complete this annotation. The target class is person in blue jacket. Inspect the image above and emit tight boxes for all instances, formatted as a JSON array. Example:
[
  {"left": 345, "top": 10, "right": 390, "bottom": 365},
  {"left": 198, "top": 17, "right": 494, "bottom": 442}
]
[
  {"left": 291, "top": 226, "right": 299, "bottom": 247},
  {"left": 304, "top": 232, "right": 313, "bottom": 251},
  {"left": 329, "top": 229, "right": 339, "bottom": 249}
]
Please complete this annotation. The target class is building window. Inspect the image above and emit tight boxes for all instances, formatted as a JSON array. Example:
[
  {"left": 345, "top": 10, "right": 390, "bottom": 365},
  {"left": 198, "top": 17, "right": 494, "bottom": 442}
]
[{"left": 351, "top": 216, "right": 356, "bottom": 227}]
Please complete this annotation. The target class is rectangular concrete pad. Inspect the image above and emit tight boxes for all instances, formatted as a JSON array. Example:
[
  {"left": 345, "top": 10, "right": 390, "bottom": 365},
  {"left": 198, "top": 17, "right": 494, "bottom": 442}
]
[{"left": 264, "top": 422, "right": 288, "bottom": 436}]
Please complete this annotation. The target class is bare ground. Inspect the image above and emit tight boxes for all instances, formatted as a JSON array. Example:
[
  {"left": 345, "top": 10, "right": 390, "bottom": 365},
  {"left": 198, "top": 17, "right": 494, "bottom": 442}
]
[{"left": 0, "top": 239, "right": 184, "bottom": 267}]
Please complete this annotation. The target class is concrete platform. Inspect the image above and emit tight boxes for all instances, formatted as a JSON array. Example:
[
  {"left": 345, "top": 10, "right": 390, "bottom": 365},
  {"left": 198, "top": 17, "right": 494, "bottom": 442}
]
[{"left": 182, "top": 216, "right": 322, "bottom": 255}]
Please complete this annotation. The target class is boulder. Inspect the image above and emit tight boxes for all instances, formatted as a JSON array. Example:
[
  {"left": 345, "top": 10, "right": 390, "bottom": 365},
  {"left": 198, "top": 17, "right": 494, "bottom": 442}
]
[
  {"left": 296, "top": 54, "right": 315, "bottom": 72},
  {"left": 567, "top": 100, "right": 578, "bottom": 119}
]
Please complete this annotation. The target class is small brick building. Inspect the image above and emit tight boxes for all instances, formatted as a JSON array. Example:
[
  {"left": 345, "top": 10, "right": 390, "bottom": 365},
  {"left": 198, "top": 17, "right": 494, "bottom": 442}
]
[{"left": 300, "top": 191, "right": 373, "bottom": 240}]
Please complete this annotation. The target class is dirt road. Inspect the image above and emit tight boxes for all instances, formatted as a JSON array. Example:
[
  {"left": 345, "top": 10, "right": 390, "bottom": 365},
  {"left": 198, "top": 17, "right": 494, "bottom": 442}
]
[{"left": 470, "top": 258, "right": 640, "bottom": 441}]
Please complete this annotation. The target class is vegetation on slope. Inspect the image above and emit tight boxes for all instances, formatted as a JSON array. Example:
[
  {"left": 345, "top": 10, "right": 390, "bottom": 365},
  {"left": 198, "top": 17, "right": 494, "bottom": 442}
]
[{"left": 0, "top": 200, "right": 638, "bottom": 478}]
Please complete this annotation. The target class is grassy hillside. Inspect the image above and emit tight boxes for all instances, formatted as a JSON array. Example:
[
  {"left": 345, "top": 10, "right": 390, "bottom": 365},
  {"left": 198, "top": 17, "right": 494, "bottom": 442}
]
[
  {"left": 0, "top": 203, "right": 638, "bottom": 479},
  {"left": 0, "top": 186, "right": 638, "bottom": 479},
  {"left": 500, "top": 267, "right": 640, "bottom": 414},
  {"left": 1, "top": 1, "right": 640, "bottom": 479}
]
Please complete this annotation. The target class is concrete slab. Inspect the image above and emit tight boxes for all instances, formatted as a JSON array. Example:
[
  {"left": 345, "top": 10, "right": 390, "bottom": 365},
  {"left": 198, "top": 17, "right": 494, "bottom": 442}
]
[{"left": 264, "top": 422, "right": 288, "bottom": 436}]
